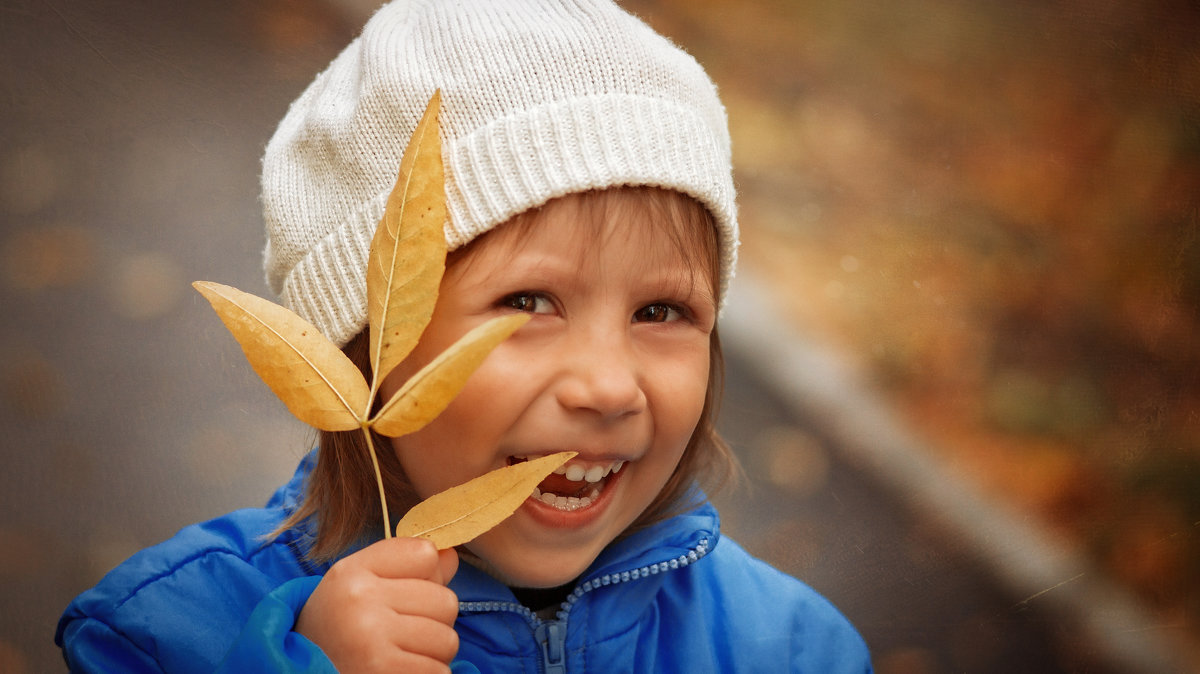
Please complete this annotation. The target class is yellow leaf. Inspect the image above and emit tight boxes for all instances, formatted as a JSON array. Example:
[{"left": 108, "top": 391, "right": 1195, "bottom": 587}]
[
  {"left": 372, "top": 313, "right": 530, "bottom": 437},
  {"left": 193, "top": 281, "right": 369, "bottom": 431},
  {"left": 395, "top": 451, "right": 576, "bottom": 549},
  {"left": 367, "top": 90, "right": 448, "bottom": 390}
]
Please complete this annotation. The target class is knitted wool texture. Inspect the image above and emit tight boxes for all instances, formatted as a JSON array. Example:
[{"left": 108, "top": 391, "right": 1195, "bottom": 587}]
[{"left": 262, "top": 0, "right": 738, "bottom": 347}]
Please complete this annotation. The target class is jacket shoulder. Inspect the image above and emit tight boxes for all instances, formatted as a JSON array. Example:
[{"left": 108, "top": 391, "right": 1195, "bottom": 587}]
[
  {"left": 667, "top": 535, "right": 873, "bottom": 672},
  {"left": 57, "top": 506, "right": 314, "bottom": 673}
]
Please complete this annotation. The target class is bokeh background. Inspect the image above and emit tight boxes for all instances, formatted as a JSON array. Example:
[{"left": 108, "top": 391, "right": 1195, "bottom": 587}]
[{"left": 2, "top": 0, "right": 1198, "bottom": 672}]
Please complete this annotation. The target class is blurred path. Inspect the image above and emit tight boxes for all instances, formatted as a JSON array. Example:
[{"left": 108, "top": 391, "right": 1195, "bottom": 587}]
[
  {"left": 1, "top": 2, "right": 351, "bottom": 672},
  {"left": 716, "top": 342, "right": 1093, "bottom": 672},
  {"left": 717, "top": 273, "right": 1187, "bottom": 673}
]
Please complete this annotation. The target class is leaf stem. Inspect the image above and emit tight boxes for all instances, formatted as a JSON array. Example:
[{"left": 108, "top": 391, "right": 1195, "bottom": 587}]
[{"left": 361, "top": 423, "right": 393, "bottom": 539}]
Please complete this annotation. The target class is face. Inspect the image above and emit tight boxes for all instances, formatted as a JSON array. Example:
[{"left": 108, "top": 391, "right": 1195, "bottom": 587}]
[{"left": 383, "top": 191, "right": 717, "bottom": 589}]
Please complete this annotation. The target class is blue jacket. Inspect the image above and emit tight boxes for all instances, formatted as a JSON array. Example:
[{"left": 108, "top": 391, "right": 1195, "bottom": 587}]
[{"left": 57, "top": 452, "right": 872, "bottom": 672}]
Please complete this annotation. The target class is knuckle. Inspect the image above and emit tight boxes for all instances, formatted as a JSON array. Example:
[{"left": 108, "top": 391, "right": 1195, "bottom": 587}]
[
  {"left": 413, "top": 546, "right": 442, "bottom": 576},
  {"left": 443, "top": 626, "right": 460, "bottom": 656},
  {"left": 396, "top": 617, "right": 459, "bottom": 665},
  {"left": 424, "top": 624, "right": 460, "bottom": 664},
  {"left": 397, "top": 536, "right": 438, "bottom": 560},
  {"left": 341, "top": 573, "right": 375, "bottom": 603},
  {"left": 432, "top": 586, "right": 460, "bottom": 623},
  {"left": 323, "top": 557, "right": 360, "bottom": 586},
  {"left": 341, "top": 609, "right": 386, "bottom": 639}
]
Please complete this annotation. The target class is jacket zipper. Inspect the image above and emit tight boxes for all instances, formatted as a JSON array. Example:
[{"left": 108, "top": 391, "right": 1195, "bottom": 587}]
[
  {"left": 535, "top": 621, "right": 566, "bottom": 674},
  {"left": 458, "top": 537, "right": 711, "bottom": 674}
]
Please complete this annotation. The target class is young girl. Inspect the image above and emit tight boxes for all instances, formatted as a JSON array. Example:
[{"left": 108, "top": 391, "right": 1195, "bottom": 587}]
[{"left": 57, "top": 1, "right": 871, "bottom": 672}]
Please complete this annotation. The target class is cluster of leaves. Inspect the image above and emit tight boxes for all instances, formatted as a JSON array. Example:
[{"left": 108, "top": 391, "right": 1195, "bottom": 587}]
[{"left": 194, "top": 92, "right": 571, "bottom": 548}]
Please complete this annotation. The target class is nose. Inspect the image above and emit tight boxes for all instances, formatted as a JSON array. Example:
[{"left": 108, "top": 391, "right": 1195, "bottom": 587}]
[{"left": 555, "top": 330, "right": 646, "bottom": 420}]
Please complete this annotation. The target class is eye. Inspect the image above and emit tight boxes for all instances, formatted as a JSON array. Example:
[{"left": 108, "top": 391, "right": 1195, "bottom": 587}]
[
  {"left": 502, "top": 292, "right": 554, "bottom": 315},
  {"left": 633, "top": 302, "right": 682, "bottom": 323}
]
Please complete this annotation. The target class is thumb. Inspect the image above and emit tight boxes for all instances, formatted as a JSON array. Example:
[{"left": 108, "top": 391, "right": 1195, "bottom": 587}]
[{"left": 436, "top": 548, "right": 459, "bottom": 586}]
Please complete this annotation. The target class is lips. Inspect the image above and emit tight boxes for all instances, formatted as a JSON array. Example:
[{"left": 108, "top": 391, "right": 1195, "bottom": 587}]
[{"left": 509, "top": 456, "right": 626, "bottom": 512}]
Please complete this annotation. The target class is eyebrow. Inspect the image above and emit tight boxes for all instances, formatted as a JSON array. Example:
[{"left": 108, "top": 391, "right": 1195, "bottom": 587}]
[
  {"left": 647, "top": 269, "right": 717, "bottom": 308},
  {"left": 456, "top": 254, "right": 715, "bottom": 305}
]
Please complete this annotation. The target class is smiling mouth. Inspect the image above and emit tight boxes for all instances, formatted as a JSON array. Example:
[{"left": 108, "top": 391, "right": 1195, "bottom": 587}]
[{"left": 509, "top": 456, "right": 626, "bottom": 511}]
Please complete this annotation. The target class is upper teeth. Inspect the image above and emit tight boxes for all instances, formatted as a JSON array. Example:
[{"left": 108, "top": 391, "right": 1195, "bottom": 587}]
[{"left": 555, "top": 460, "right": 625, "bottom": 483}]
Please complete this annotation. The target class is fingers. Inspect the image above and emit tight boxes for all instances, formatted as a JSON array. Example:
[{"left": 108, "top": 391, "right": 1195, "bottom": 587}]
[
  {"left": 369, "top": 651, "right": 454, "bottom": 674},
  {"left": 301, "top": 604, "right": 460, "bottom": 671},
  {"left": 353, "top": 537, "right": 445, "bottom": 582},
  {"left": 437, "top": 547, "right": 459, "bottom": 585},
  {"left": 321, "top": 559, "right": 459, "bottom": 626},
  {"left": 381, "top": 578, "right": 460, "bottom": 626},
  {"left": 353, "top": 536, "right": 460, "bottom": 586},
  {"left": 386, "top": 613, "right": 461, "bottom": 665},
  {"left": 295, "top": 538, "right": 464, "bottom": 672}
]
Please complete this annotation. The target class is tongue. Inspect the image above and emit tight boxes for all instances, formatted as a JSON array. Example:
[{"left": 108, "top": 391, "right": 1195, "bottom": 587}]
[{"left": 538, "top": 473, "right": 590, "bottom": 497}]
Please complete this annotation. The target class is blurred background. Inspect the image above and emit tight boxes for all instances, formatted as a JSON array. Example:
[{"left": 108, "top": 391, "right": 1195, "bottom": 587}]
[{"left": 2, "top": 0, "right": 1197, "bottom": 672}]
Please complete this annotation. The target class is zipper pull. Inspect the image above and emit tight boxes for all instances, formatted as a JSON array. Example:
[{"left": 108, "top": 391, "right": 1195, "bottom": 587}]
[{"left": 535, "top": 621, "right": 567, "bottom": 674}]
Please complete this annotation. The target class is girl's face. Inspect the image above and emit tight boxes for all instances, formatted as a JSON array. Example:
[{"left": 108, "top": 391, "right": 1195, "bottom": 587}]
[{"left": 384, "top": 190, "right": 716, "bottom": 589}]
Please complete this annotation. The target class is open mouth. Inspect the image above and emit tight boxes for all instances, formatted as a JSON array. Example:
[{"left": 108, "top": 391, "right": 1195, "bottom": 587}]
[{"left": 509, "top": 455, "right": 626, "bottom": 511}]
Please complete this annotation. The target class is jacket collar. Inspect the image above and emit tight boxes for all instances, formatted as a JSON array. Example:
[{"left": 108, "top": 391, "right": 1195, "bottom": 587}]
[
  {"left": 451, "top": 494, "right": 721, "bottom": 610},
  {"left": 276, "top": 451, "right": 723, "bottom": 607}
]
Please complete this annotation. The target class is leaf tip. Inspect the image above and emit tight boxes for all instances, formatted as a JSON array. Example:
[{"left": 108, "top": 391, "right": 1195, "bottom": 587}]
[{"left": 192, "top": 280, "right": 221, "bottom": 302}]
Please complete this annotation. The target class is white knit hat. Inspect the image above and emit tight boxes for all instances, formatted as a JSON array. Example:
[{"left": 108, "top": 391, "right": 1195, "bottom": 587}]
[{"left": 262, "top": 0, "right": 738, "bottom": 346}]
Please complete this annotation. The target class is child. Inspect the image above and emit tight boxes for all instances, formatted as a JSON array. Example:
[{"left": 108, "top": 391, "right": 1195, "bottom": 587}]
[{"left": 57, "top": 1, "right": 872, "bottom": 672}]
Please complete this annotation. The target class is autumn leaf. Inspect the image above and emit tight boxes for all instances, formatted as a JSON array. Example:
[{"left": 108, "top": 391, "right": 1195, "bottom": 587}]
[
  {"left": 192, "top": 281, "right": 368, "bottom": 431},
  {"left": 367, "top": 90, "right": 447, "bottom": 391},
  {"left": 192, "top": 91, "right": 565, "bottom": 547},
  {"left": 372, "top": 313, "right": 529, "bottom": 437},
  {"left": 395, "top": 452, "right": 577, "bottom": 549}
]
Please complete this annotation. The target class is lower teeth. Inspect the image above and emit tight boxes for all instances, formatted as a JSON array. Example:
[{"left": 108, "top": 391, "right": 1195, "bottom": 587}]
[{"left": 531, "top": 487, "right": 601, "bottom": 511}]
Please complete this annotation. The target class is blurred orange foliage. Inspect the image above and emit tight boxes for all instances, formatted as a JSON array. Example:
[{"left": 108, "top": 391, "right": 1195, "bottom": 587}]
[{"left": 630, "top": 0, "right": 1200, "bottom": 636}]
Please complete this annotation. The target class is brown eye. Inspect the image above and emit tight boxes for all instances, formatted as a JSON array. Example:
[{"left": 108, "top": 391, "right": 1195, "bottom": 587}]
[
  {"left": 634, "top": 303, "right": 678, "bottom": 323},
  {"left": 503, "top": 293, "right": 552, "bottom": 314}
]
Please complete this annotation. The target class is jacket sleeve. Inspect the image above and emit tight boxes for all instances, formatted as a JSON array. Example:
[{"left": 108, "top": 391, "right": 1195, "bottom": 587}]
[
  {"left": 215, "top": 576, "right": 337, "bottom": 673},
  {"left": 58, "top": 618, "right": 165, "bottom": 673},
  {"left": 58, "top": 577, "right": 334, "bottom": 674},
  {"left": 56, "top": 507, "right": 322, "bottom": 673}
]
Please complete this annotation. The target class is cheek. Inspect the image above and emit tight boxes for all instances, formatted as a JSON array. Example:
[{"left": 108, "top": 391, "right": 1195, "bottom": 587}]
[
  {"left": 386, "top": 353, "right": 518, "bottom": 497},
  {"left": 654, "top": 347, "right": 711, "bottom": 433},
  {"left": 637, "top": 352, "right": 709, "bottom": 497},
  {"left": 388, "top": 432, "right": 459, "bottom": 500}
]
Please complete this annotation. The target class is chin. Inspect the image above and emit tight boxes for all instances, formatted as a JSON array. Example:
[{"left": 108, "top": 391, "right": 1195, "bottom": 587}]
[
  {"left": 462, "top": 536, "right": 604, "bottom": 590},
  {"left": 506, "top": 567, "right": 581, "bottom": 590}
]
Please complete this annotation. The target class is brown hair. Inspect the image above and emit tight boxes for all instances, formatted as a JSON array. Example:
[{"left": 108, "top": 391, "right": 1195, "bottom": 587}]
[{"left": 278, "top": 186, "right": 737, "bottom": 562}]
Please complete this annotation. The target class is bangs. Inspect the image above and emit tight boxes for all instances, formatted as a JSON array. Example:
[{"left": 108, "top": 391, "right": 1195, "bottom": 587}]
[{"left": 448, "top": 186, "right": 721, "bottom": 302}]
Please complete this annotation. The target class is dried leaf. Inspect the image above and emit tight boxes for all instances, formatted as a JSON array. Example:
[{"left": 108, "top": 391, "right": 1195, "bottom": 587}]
[
  {"left": 193, "top": 92, "right": 532, "bottom": 545},
  {"left": 367, "top": 90, "right": 448, "bottom": 389},
  {"left": 193, "top": 281, "right": 369, "bottom": 431},
  {"left": 372, "top": 313, "right": 529, "bottom": 437},
  {"left": 395, "top": 451, "right": 576, "bottom": 549}
]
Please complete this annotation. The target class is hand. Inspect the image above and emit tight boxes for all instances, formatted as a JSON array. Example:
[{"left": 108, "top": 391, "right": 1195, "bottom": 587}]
[{"left": 296, "top": 537, "right": 461, "bottom": 673}]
